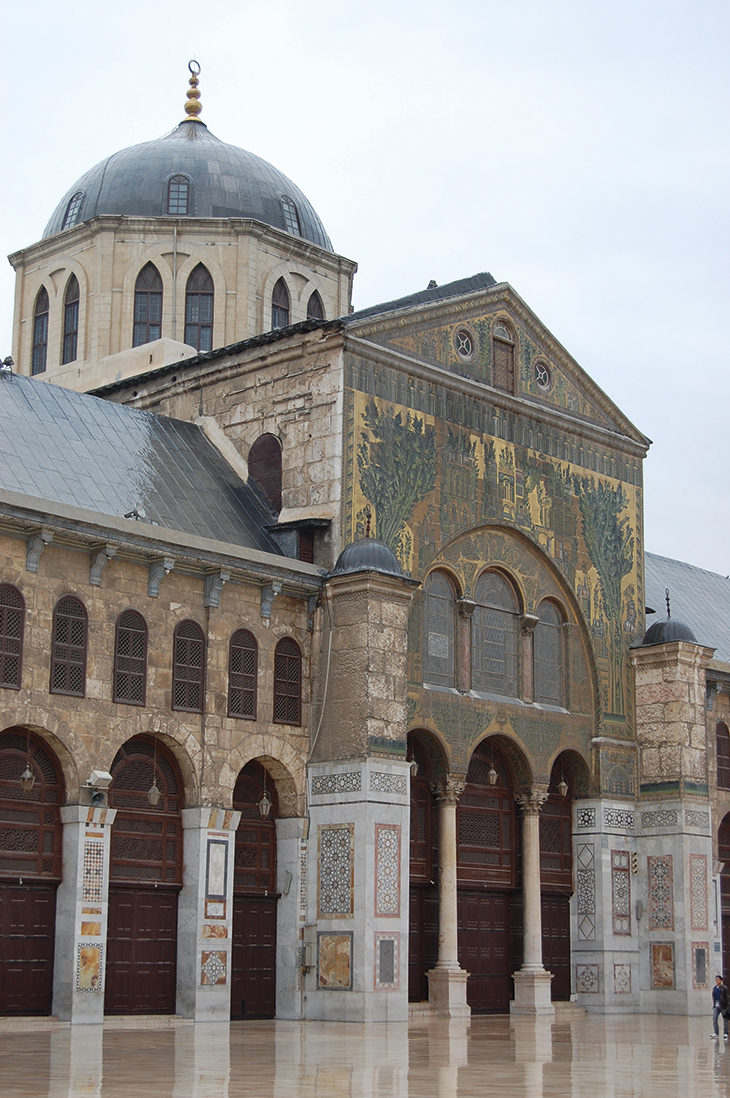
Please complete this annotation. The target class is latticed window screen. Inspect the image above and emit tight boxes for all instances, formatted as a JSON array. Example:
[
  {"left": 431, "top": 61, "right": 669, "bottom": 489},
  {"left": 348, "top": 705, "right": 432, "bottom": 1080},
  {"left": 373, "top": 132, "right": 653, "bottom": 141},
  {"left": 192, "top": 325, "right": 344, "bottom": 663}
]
[
  {"left": 233, "top": 763, "right": 276, "bottom": 893},
  {"left": 184, "top": 263, "right": 214, "bottom": 352},
  {"left": 172, "top": 620, "right": 205, "bottom": 712},
  {"left": 409, "top": 737, "right": 439, "bottom": 882},
  {"left": 458, "top": 742, "right": 515, "bottom": 886},
  {"left": 133, "top": 263, "right": 163, "bottom": 347},
  {"left": 50, "top": 596, "right": 87, "bottom": 696},
  {"left": 280, "top": 195, "right": 301, "bottom": 236},
  {"left": 0, "top": 731, "right": 63, "bottom": 879},
  {"left": 472, "top": 572, "right": 518, "bottom": 697},
  {"left": 271, "top": 278, "right": 290, "bottom": 328},
  {"left": 534, "top": 601, "right": 564, "bottom": 707},
  {"left": 540, "top": 764, "right": 573, "bottom": 887},
  {"left": 109, "top": 738, "right": 182, "bottom": 884},
  {"left": 62, "top": 274, "right": 80, "bottom": 365},
  {"left": 424, "top": 571, "right": 455, "bottom": 687},
  {"left": 32, "top": 287, "right": 49, "bottom": 375},
  {"left": 718, "top": 723, "right": 730, "bottom": 790},
  {"left": 114, "top": 610, "right": 147, "bottom": 705},
  {"left": 228, "top": 629, "right": 257, "bottom": 719},
  {"left": 273, "top": 638, "right": 301, "bottom": 725},
  {"left": 0, "top": 585, "right": 24, "bottom": 689}
]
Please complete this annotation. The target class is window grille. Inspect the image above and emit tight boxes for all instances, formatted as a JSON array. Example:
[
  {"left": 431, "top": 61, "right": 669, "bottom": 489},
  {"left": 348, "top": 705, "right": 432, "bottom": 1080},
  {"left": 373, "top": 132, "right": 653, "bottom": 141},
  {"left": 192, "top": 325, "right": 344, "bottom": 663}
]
[
  {"left": 229, "top": 629, "right": 257, "bottom": 719},
  {"left": 50, "top": 596, "right": 87, "bottom": 697},
  {"left": 62, "top": 274, "right": 80, "bottom": 365},
  {"left": 184, "top": 264, "right": 214, "bottom": 352},
  {"left": 109, "top": 738, "right": 182, "bottom": 884},
  {"left": 233, "top": 763, "right": 276, "bottom": 893},
  {"left": 113, "top": 610, "right": 147, "bottom": 705},
  {"left": 472, "top": 572, "right": 518, "bottom": 697},
  {"left": 423, "top": 572, "right": 455, "bottom": 687},
  {"left": 133, "top": 263, "right": 163, "bottom": 347},
  {"left": 535, "top": 601, "right": 564, "bottom": 706},
  {"left": 172, "top": 620, "right": 205, "bottom": 712},
  {"left": 167, "top": 175, "right": 190, "bottom": 215},
  {"left": 62, "top": 191, "right": 83, "bottom": 230},
  {"left": 273, "top": 638, "right": 301, "bottom": 725},
  {"left": 0, "top": 731, "right": 63, "bottom": 879},
  {"left": 718, "top": 723, "right": 730, "bottom": 790},
  {"left": 271, "top": 278, "right": 290, "bottom": 328},
  {"left": 32, "top": 287, "right": 49, "bottom": 375},
  {"left": 458, "top": 742, "right": 514, "bottom": 886},
  {"left": 280, "top": 195, "right": 301, "bottom": 236},
  {"left": 0, "top": 585, "right": 24, "bottom": 689}
]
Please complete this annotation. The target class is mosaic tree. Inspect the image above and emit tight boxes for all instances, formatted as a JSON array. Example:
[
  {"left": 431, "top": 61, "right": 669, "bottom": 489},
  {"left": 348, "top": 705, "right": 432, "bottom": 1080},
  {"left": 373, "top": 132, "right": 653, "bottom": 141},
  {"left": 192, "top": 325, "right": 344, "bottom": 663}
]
[{"left": 358, "top": 400, "right": 436, "bottom": 550}]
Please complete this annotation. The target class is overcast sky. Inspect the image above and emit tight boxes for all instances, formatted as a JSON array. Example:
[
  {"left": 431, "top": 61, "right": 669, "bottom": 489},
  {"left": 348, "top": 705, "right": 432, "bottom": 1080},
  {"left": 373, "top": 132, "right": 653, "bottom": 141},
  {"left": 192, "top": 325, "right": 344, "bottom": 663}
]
[{"left": 3, "top": 0, "right": 729, "bottom": 579}]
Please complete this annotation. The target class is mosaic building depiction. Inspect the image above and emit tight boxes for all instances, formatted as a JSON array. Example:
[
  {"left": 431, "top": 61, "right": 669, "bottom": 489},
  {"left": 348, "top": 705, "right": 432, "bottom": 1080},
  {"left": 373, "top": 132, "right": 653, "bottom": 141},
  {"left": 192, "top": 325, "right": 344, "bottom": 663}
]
[{"left": 0, "top": 64, "right": 725, "bottom": 1023}]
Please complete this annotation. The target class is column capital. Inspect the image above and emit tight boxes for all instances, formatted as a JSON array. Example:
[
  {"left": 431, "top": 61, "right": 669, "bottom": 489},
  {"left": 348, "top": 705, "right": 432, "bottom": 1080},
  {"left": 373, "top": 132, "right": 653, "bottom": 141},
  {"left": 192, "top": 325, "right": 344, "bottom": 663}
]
[
  {"left": 431, "top": 777, "right": 466, "bottom": 805},
  {"left": 456, "top": 597, "right": 476, "bottom": 619},
  {"left": 515, "top": 789, "right": 549, "bottom": 815},
  {"left": 520, "top": 613, "right": 540, "bottom": 636}
]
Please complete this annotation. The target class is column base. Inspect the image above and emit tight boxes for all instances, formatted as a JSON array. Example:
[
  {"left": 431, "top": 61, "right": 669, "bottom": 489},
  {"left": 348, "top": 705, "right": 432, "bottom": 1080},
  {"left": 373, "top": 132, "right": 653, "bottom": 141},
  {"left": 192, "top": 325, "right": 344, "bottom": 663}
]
[
  {"left": 510, "top": 968, "right": 555, "bottom": 1015},
  {"left": 426, "top": 965, "right": 471, "bottom": 1018}
]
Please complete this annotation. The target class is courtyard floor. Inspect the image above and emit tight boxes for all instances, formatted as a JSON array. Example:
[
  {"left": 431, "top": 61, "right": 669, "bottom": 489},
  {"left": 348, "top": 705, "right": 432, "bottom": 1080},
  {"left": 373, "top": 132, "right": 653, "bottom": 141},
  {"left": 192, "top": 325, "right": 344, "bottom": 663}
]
[{"left": 0, "top": 1012, "right": 729, "bottom": 1097}]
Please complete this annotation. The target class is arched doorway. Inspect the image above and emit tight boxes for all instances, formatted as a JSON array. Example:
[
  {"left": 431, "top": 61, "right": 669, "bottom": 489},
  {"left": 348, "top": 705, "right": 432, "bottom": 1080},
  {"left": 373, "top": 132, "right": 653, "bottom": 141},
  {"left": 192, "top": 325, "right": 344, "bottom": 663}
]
[
  {"left": 231, "top": 761, "right": 278, "bottom": 1019},
  {"left": 457, "top": 739, "right": 520, "bottom": 1013},
  {"left": 719, "top": 814, "right": 730, "bottom": 981},
  {"left": 0, "top": 728, "right": 63, "bottom": 1015},
  {"left": 105, "top": 736, "right": 183, "bottom": 1014},
  {"left": 408, "top": 733, "right": 439, "bottom": 1002},
  {"left": 540, "top": 755, "right": 574, "bottom": 1001}
]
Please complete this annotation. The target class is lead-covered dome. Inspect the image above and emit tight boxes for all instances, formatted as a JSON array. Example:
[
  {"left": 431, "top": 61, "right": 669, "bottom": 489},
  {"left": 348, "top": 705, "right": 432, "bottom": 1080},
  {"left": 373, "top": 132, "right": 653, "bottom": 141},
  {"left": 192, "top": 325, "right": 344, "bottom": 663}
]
[
  {"left": 43, "top": 119, "right": 333, "bottom": 251},
  {"left": 639, "top": 617, "right": 698, "bottom": 647},
  {"left": 330, "top": 538, "right": 404, "bottom": 578}
]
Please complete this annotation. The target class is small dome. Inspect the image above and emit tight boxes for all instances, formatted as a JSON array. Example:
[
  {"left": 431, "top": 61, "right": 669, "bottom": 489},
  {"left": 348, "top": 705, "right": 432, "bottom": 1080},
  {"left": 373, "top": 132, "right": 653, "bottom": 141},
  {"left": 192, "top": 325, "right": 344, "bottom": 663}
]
[
  {"left": 639, "top": 617, "right": 698, "bottom": 647},
  {"left": 330, "top": 538, "right": 403, "bottom": 578},
  {"left": 43, "top": 120, "right": 333, "bottom": 250}
]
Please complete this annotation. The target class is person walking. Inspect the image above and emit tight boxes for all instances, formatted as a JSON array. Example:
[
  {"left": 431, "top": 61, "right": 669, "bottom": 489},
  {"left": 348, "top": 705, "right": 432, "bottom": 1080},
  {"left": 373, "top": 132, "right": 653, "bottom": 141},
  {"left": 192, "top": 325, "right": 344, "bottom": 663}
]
[{"left": 712, "top": 975, "right": 729, "bottom": 1039}]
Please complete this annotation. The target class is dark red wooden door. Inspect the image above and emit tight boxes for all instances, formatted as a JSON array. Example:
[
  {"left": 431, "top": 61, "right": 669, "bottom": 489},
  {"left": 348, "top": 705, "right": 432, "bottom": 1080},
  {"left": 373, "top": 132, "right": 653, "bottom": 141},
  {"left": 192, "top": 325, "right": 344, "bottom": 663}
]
[
  {"left": 408, "top": 884, "right": 439, "bottom": 1002},
  {"left": 231, "top": 896, "right": 277, "bottom": 1019},
  {"left": 105, "top": 887, "right": 178, "bottom": 1014},
  {"left": 458, "top": 890, "right": 516, "bottom": 1012},
  {"left": 0, "top": 884, "right": 56, "bottom": 1014},
  {"left": 541, "top": 895, "right": 571, "bottom": 1000}
]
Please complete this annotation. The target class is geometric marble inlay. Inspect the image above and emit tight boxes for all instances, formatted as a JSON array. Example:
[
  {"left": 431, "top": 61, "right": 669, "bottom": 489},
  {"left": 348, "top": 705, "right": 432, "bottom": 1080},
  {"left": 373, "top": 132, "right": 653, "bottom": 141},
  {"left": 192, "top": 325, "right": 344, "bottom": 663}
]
[
  {"left": 604, "top": 808, "right": 635, "bottom": 830},
  {"left": 611, "top": 850, "right": 631, "bottom": 935},
  {"left": 370, "top": 772, "right": 407, "bottom": 796},
  {"left": 641, "top": 810, "right": 677, "bottom": 829},
  {"left": 200, "top": 950, "right": 227, "bottom": 986},
  {"left": 312, "top": 773, "right": 362, "bottom": 795},
  {"left": 614, "top": 963, "right": 631, "bottom": 994},
  {"left": 690, "top": 853, "right": 708, "bottom": 930},
  {"left": 81, "top": 840, "right": 104, "bottom": 905},
  {"left": 648, "top": 855, "right": 674, "bottom": 930},
  {"left": 374, "top": 825, "right": 400, "bottom": 917},
  {"left": 576, "top": 808, "right": 596, "bottom": 829},
  {"left": 685, "top": 810, "right": 710, "bottom": 830},
  {"left": 318, "top": 825, "right": 354, "bottom": 918},
  {"left": 577, "top": 843, "right": 596, "bottom": 941},
  {"left": 576, "top": 964, "right": 599, "bottom": 993}
]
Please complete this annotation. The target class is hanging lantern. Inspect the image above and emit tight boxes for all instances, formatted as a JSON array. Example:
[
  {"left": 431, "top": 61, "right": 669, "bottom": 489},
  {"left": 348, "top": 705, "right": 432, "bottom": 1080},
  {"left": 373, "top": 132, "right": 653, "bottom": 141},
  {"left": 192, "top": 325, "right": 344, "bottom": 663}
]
[
  {"left": 487, "top": 765, "right": 498, "bottom": 787},
  {"left": 19, "top": 764, "right": 35, "bottom": 794},
  {"left": 258, "top": 789, "right": 272, "bottom": 818},
  {"left": 409, "top": 757, "right": 419, "bottom": 779},
  {"left": 558, "top": 777, "right": 568, "bottom": 799},
  {"left": 147, "top": 781, "right": 161, "bottom": 807}
]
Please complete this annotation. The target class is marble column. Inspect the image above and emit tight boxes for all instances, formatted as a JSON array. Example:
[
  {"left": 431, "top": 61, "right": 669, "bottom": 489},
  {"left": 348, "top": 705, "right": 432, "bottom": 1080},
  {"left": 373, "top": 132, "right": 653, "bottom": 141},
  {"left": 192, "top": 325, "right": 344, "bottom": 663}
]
[
  {"left": 456, "top": 598, "right": 475, "bottom": 694},
  {"left": 520, "top": 614, "right": 539, "bottom": 703},
  {"left": 427, "top": 778, "right": 470, "bottom": 1018},
  {"left": 176, "top": 806, "right": 241, "bottom": 1021},
  {"left": 512, "top": 790, "right": 554, "bottom": 1014},
  {"left": 52, "top": 804, "right": 117, "bottom": 1023}
]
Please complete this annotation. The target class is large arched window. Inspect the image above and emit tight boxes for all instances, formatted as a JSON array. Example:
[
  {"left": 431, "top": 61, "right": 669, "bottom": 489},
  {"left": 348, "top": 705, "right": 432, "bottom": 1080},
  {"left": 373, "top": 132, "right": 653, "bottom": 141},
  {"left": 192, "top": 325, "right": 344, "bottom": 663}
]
[
  {"left": 248, "top": 434, "right": 282, "bottom": 513},
  {"left": 62, "top": 274, "right": 80, "bottom": 365},
  {"left": 424, "top": 572, "right": 456, "bottom": 687},
  {"left": 271, "top": 278, "right": 290, "bottom": 329},
  {"left": 32, "top": 287, "right": 49, "bottom": 375},
  {"left": 492, "top": 320, "right": 515, "bottom": 394},
  {"left": 534, "top": 600, "right": 564, "bottom": 707},
  {"left": 0, "top": 585, "right": 25, "bottom": 689},
  {"left": 133, "top": 263, "right": 163, "bottom": 347},
  {"left": 472, "top": 571, "right": 519, "bottom": 698},
  {"left": 718, "top": 723, "right": 730, "bottom": 791},
  {"left": 172, "top": 620, "right": 205, "bottom": 712},
  {"left": 113, "top": 610, "right": 148, "bottom": 706},
  {"left": 184, "top": 264, "right": 214, "bottom": 352},
  {"left": 306, "top": 290, "right": 324, "bottom": 321},
  {"left": 273, "top": 638, "right": 302, "bottom": 725},
  {"left": 167, "top": 175, "right": 190, "bottom": 215},
  {"left": 229, "top": 629, "right": 257, "bottom": 719},
  {"left": 50, "top": 595, "right": 87, "bottom": 697}
]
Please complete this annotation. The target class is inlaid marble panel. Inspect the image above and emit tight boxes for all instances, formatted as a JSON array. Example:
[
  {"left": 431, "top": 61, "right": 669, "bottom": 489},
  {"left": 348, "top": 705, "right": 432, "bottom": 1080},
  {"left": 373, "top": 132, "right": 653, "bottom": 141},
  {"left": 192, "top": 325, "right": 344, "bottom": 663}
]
[
  {"left": 312, "top": 773, "right": 362, "bottom": 795},
  {"left": 641, "top": 810, "right": 677, "bottom": 828},
  {"left": 374, "top": 932, "right": 399, "bottom": 990},
  {"left": 318, "top": 824, "right": 354, "bottom": 918},
  {"left": 370, "top": 772, "right": 407, "bottom": 795},
  {"left": 82, "top": 840, "right": 104, "bottom": 905},
  {"left": 648, "top": 855, "right": 674, "bottom": 930},
  {"left": 604, "top": 809, "right": 634, "bottom": 830},
  {"left": 576, "top": 964, "right": 599, "bottom": 993},
  {"left": 614, "top": 963, "right": 631, "bottom": 994},
  {"left": 685, "top": 810, "right": 710, "bottom": 830},
  {"left": 201, "top": 950, "right": 227, "bottom": 986},
  {"left": 76, "top": 944, "right": 103, "bottom": 992},
  {"left": 375, "top": 825, "right": 400, "bottom": 917},
  {"left": 318, "top": 933, "right": 353, "bottom": 989},
  {"left": 693, "top": 943, "right": 709, "bottom": 988},
  {"left": 576, "top": 808, "right": 596, "bottom": 829},
  {"left": 690, "top": 854, "right": 708, "bottom": 930},
  {"left": 576, "top": 843, "right": 596, "bottom": 941},
  {"left": 651, "top": 942, "right": 674, "bottom": 989},
  {"left": 611, "top": 850, "right": 631, "bottom": 935}
]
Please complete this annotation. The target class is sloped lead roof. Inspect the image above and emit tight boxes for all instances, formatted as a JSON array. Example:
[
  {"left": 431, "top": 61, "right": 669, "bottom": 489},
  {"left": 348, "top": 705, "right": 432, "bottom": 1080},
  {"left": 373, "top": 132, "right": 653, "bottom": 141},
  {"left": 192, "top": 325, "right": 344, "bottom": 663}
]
[
  {"left": 43, "top": 120, "right": 333, "bottom": 251},
  {"left": 645, "top": 551, "right": 730, "bottom": 660},
  {"left": 0, "top": 372, "right": 280, "bottom": 553}
]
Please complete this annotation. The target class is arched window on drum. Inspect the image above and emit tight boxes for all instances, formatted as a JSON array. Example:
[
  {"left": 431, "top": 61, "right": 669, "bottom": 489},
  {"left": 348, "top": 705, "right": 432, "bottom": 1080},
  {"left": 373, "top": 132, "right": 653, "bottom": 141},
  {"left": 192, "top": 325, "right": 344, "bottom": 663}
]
[
  {"left": 423, "top": 572, "right": 456, "bottom": 688},
  {"left": 471, "top": 572, "right": 519, "bottom": 698},
  {"left": 534, "top": 600, "right": 565, "bottom": 707}
]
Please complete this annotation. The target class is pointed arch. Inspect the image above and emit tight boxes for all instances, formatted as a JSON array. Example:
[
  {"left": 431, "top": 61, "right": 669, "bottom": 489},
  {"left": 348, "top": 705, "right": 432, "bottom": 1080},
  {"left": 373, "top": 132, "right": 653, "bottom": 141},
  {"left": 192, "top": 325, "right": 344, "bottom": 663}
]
[
  {"left": 62, "top": 274, "right": 80, "bottom": 364},
  {"left": 133, "top": 262, "right": 163, "bottom": 347},
  {"left": 32, "top": 287, "right": 49, "bottom": 375},
  {"left": 306, "top": 289, "right": 324, "bottom": 321},
  {"left": 184, "top": 263, "right": 214, "bottom": 352},
  {"left": 271, "top": 278, "right": 290, "bottom": 329}
]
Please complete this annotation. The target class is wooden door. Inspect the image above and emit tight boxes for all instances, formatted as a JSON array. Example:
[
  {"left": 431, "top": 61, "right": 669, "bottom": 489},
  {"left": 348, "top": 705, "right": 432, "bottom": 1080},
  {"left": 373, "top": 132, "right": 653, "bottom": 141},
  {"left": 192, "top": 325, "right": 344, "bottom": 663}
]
[
  {"left": 0, "top": 884, "right": 57, "bottom": 1014},
  {"left": 408, "top": 884, "right": 438, "bottom": 1002},
  {"left": 458, "top": 889, "right": 514, "bottom": 1012},
  {"left": 105, "top": 887, "right": 178, "bottom": 1014},
  {"left": 541, "top": 895, "right": 571, "bottom": 999}
]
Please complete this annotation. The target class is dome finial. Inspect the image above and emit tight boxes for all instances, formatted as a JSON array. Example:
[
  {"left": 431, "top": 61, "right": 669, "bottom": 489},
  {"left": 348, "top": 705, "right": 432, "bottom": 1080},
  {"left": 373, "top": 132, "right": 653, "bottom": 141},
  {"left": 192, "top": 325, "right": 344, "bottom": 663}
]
[
  {"left": 184, "top": 60, "right": 202, "bottom": 121},
  {"left": 665, "top": 587, "right": 671, "bottom": 619}
]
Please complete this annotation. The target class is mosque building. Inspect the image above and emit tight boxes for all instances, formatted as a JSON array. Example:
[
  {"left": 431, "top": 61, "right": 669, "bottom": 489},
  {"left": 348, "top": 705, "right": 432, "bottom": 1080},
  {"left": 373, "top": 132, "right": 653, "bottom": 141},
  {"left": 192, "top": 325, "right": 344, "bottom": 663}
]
[{"left": 0, "top": 63, "right": 726, "bottom": 1023}]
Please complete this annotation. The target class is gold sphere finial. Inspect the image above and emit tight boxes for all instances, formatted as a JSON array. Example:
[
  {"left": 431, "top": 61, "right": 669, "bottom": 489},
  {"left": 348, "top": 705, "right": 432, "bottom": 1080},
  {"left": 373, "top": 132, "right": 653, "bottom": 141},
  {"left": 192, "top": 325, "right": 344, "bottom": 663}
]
[{"left": 184, "top": 60, "right": 202, "bottom": 120}]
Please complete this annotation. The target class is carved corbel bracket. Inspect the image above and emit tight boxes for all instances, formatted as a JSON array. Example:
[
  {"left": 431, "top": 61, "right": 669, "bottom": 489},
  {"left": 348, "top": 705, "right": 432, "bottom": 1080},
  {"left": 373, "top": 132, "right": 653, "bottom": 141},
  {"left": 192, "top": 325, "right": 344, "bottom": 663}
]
[
  {"left": 204, "top": 570, "right": 231, "bottom": 608},
  {"left": 148, "top": 557, "right": 175, "bottom": 598},
  {"left": 520, "top": 613, "right": 540, "bottom": 636},
  {"left": 26, "top": 529, "right": 53, "bottom": 572},
  {"left": 457, "top": 597, "right": 476, "bottom": 619},
  {"left": 261, "top": 581, "right": 282, "bottom": 620},
  {"left": 89, "top": 545, "right": 117, "bottom": 586}
]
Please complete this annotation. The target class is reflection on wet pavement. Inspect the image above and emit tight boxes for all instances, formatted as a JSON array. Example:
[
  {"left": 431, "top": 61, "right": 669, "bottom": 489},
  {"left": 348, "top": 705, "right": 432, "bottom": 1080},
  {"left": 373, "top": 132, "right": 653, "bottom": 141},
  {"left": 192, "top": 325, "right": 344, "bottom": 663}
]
[{"left": 0, "top": 1014, "right": 729, "bottom": 1097}]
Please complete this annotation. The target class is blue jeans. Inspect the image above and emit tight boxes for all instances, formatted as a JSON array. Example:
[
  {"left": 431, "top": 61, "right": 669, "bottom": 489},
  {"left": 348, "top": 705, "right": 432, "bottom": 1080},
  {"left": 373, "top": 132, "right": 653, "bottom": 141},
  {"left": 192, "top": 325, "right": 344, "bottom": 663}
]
[{"left": 713, "top": 1006, "right": 728, "bottom": 1035}]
